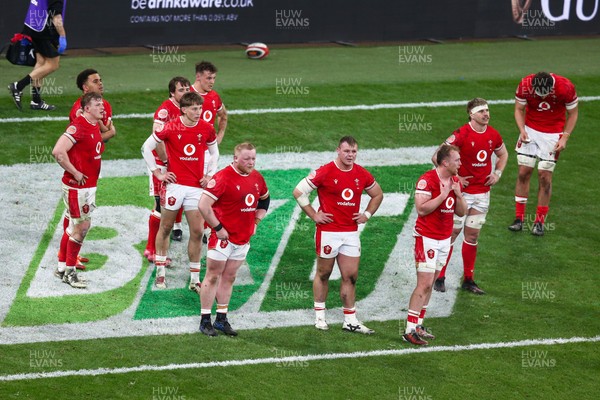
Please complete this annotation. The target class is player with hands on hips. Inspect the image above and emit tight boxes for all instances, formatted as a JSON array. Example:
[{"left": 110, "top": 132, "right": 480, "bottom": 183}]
[{"left": 293, "top": 136, "right": 383, "bottom": 335}]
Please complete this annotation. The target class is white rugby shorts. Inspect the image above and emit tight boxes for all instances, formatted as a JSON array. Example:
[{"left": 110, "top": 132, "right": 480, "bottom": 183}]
[
  {"left": 414, "top": 234, "right": 451, "bottom": 273},
  {"left": 207, "top": 234, "right": 250, "bottom": 261},
  {"left": 62, "top": 184, "right": 97, "bottom": 224},
  {"left": 315, "top": 230, "right": 361, "bottom": 258},
  {"left": 515, "top": 125, "right": 561, "bottom": 162},
  {"left": 161, "top": 183, "right": 202, "bottom": 211}
]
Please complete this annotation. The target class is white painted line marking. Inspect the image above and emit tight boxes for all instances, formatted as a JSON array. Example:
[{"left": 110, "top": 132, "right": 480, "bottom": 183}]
[
  {"left": 1, "top": 96, "right": 598, "bottom": 123},
  {"left": 1, "top": 335, "right": 597, "bottom": 382}
]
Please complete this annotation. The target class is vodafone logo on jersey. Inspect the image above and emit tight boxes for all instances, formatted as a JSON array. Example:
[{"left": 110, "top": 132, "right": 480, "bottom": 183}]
[
  {"left": 472, "top": 149, "right": 488, "bottom": 167},
  {"left": 476, "top": 150, "right": 487, "bottom": 162},
  {"left": 202, "top": 110, "right": 213, "bottom": 123},
  {"left": 183, "top": 144, "right": 196, "bottom": 156},
  {"left": 538, "top": 101, "right": 551, "bottom": 111},
  {"left": 444, "top": 197, "right": 455, "bottom": 210},
  {"left": 241, "top": 193, "right": 257, "bottom": 212},
  {"left": 341, "top": 188, "right": 354, "bottom": 201},
  {"left": 337, "top": 188, "right": 356, "bottom": 207},
  {"left": 96, "top": 142, "right": 103, "bottom": 154}
]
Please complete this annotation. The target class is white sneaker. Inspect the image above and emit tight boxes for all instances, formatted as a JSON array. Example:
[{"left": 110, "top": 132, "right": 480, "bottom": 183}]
[
  {"left": 155, "top": 275, "right": 167, "bottom": 289},
  {"left": 315, "top": 317, "right": 329, "bottom": 330},
  {"left": 342, "top": 320, "right": 374, "bottom": 335}
]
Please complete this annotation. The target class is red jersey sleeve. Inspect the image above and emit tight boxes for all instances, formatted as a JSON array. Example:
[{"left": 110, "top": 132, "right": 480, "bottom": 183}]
[
  {"left": 561, "top": 80, "right": 578, "bottom": 110},
  {"left": 306, "top": 165, "right": 326, "bottom": 189},
  {"left": 258, "top": 173, "right": 269, "bottom": 199},
  {"left": 204, "top": 172, "right": 226, "bottom": 202},
  {"left": 362, "top": 167, "right": 376, "bottom": 191},
  {"left": 515, "top": 75, "right": 531, "bottom": 103},
  {"left": 492, "top": 129, "right": 504, "bottom": 151},
  {"left": 206, "top": 123, "right": 217, "bottom": 145},
  {"left": 215, "top": 94, "right": 224, "bottom": 113},
  {"left": 152, "top": 119, "right": 170, "bottom": 142},
  {"left": 103, "top": 100, "right": 113, "bottom": 122},
  {"left": 69, "top": 99, "right": 82, "bottom": 124},
  {"left": 445, "top": 128, "right": 464, "bottom": 147},
  {"left": 154, "top": 106, "right": 170, "bottom": 124},
  {"left": 415, "top": 175, "right": 433, "bottom": 196}
]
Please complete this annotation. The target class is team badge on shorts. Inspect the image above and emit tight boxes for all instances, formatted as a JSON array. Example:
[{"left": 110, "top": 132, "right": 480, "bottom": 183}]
[
  {"left": 168, "top": 196, "right": 176, "bottom": 206},
  {"left": 323, "top": 245, "right": 332, "bottom": 255},
  {"left": 220, "top": 240, "right": 229, "bottom": 249},
  {"left": 82, "top": 204, "right": 90, "bottom": 214},
  {"left": 427, "top": 249, "right": 435, "bottom": 259}
]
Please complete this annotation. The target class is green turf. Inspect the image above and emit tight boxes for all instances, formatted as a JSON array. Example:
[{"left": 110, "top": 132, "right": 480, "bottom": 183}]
[
  {"left": 1, "top": 38, "right": 600, "bottom": 165},
  {"left": 2, "top": 177, "right": 152, "bottom": 327},
  {"left": 1, "top": 78, "right": 600, "bottom": 164},
  {"left": 0, "top": 38, "right": 599, "bottom": 399},
  {"left": 0, "top": 327, "right": 598, "bottom": 399},
  {"left": 1, "top": 38, "right": 599, "bottom": 98},
  {"left": 76, "top": 253, "right": 107, "bottom": 273}
]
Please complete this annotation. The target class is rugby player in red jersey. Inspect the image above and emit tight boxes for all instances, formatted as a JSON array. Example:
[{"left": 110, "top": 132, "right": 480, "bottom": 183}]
[
  {"left": 143, "top": 77, "right": 190, "bottom": 262},
  {"left": 142, "top": 92, "right": 218, "bottom": 290},
  {"left": 433, "top": 98, "right": 508, "bottom": 295},
  {"left": 198, "top": 143, "right": 269, "bottom": 336},
  {"left": 293, "top": 136, "right": 383, "bottom": 335},
  {"left": 403, "top": 145, "right": 467, "bottom": 345},
  {"left": 52, "top": 92, "right": 106, "bottom": 289},
  {"left": 61, "top": 69, "right": 116, "bottom": 270},
  {"left": 509, "top": 72, "right": 578, "bottom": 236}
]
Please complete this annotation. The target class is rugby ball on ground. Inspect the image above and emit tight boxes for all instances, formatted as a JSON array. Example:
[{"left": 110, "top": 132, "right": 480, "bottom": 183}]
[{"left": 245, "top": 42, "right": 269, "bottom": 59}]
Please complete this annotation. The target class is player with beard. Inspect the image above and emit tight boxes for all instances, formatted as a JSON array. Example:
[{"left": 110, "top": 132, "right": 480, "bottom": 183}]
[{"left": 198, "top": 142, "right": 269, "bottom": 336}]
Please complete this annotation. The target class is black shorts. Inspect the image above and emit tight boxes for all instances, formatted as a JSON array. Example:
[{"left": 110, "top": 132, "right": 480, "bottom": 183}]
[{"left": 23, "top": 26, "right": 59, "bottom": 58}]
